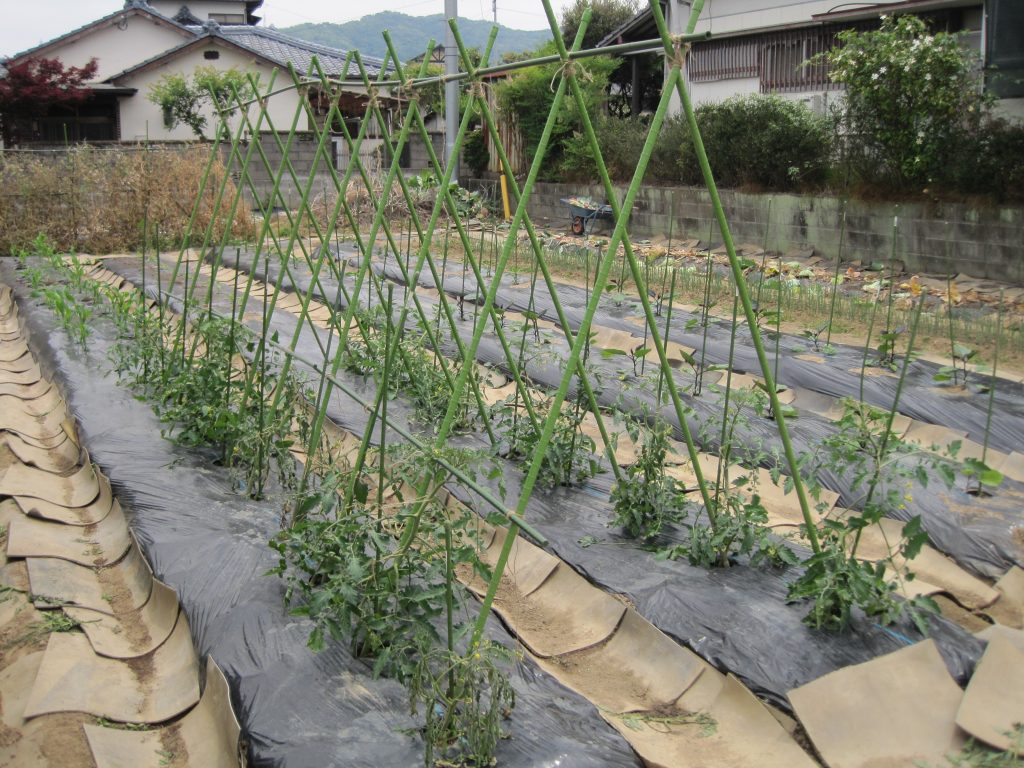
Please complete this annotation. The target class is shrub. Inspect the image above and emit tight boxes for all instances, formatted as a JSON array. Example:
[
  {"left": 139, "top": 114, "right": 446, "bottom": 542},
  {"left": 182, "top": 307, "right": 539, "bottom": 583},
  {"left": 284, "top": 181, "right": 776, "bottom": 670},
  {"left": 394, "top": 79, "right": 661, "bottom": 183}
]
[
  {"left": 650, "top": 115, "right": 691, "bottom": 182},
  {"left": 575, "top": 98, "right": 827, "bottom": 190},
  {"left": 462, "top": 127, "right": 490, "bottom": 176},
  {"left": 562, "top": 113, "right": 688, "bottom": 184},
  {"left": 820, "top": 14, "right": 988, "bottom": 193},
  {"left": 0, "top": 145, "right": 254, "bottom": 255},
  {"left": 945, "top": 117, "right": 1024, "bottom": 202},
  {"left": 496, "top": 43, "right": 618, "bottom": 180},
  {"left": 680, "top": 95, "right": 832, "bottom": 190}
]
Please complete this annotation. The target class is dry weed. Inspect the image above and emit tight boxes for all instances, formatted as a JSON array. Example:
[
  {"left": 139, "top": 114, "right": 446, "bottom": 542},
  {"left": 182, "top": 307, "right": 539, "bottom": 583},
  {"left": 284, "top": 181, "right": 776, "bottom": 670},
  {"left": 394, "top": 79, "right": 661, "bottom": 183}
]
[{"left": 0, "top": 144, "right": 255, "bottom": 254}]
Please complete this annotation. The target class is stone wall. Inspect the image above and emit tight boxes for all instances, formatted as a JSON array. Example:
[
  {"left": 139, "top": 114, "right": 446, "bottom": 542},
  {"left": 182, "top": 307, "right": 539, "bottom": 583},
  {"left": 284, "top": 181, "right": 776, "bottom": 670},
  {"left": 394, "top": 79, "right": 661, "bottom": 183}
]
[
  {"left": 518, "top": 182, "right": 1024, "bottom": 284},
  {"left": 226, "top": 132, "right": 333, "bottom": 210},
  {"left": 229, "top": 131, "right": 455, "bottom": 209}
]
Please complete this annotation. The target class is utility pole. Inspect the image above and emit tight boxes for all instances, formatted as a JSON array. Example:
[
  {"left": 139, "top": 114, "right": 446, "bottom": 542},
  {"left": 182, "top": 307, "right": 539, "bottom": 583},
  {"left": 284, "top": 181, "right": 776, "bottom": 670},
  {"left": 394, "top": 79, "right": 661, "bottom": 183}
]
[
  {"left": 493, "top": 0, "right": 497, "bottom": 23},
  {"left": 444, "top": 0, "right": 460, "bottom": 183}
]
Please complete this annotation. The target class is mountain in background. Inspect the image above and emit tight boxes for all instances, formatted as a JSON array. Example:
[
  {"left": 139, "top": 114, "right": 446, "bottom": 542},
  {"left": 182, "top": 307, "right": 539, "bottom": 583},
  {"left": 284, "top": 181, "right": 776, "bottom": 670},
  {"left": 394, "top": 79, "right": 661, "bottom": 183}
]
[{"left": 278, "top": 12, "right": 551, "bottom": 62}]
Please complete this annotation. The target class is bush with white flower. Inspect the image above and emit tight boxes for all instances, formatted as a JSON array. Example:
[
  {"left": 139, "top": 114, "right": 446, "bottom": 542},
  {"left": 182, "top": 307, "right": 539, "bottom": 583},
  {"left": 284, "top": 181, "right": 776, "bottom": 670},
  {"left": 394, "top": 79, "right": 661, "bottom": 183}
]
[{"left": 819, "top": 14, "right": 990, "bottom": 192}]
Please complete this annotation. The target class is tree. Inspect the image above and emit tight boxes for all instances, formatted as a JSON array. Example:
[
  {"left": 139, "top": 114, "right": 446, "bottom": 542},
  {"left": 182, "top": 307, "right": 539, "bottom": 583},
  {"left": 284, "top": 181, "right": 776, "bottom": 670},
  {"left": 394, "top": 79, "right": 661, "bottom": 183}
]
[
  {"left": 560, "top": 0, "right": 639, "bottom": 50},
  {"left": 0, "top": 57, "right": 98, "bottom": 147},
  {"left": 148, "top": 65, "right": 254, "bottom": 139},
  {"left": 414, "top": 48, "right": 482, "bottom": 118},
  {"left": 560, "top": 0, "right": 654, "bottom": 118},
  {"left": 819, "top": 14, "right": 989, "bottom": 192},
  {"left": 495, "top": 42, "right": 618, "bottom": 179}
]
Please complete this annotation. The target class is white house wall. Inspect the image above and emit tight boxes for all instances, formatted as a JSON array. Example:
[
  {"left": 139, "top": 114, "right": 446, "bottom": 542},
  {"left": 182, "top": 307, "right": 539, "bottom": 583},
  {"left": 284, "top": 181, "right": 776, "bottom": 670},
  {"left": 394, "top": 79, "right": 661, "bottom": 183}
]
[
  {"left": 688, "top": 76, "right": 760, "bottom": 105},
  {"left": 688, "top": 76, "right": 839, "bottom": 113},
  {"left": 686, "top": 0, "right": 841, "bottom": 35},
  {"left": 34, "top": 14, "right": 190, "bottom": 81},
  {"left": 149, "top": 1, "right": 250, "bottom": 23},
  {"left": 115, "top": 44, "right": 304, "bottom": 141}
]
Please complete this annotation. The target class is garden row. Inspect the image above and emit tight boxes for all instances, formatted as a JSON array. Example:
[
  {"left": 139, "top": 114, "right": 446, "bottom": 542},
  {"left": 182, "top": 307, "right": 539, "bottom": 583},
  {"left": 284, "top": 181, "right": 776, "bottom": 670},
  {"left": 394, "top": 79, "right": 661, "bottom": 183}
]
[
  {"left": 74, "top": 239, "right": 1024, "bottom": 765},
  {"left": 4, "top": 252, "right": 647, "bottom": 766},
  {"left": 0, "top": 279, "right": 242, "bottom": 767}
]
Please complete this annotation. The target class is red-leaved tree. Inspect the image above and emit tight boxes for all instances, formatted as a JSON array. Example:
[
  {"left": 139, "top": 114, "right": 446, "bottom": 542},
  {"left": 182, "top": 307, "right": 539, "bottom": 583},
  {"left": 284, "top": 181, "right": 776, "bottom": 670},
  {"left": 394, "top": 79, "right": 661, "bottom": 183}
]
[{"left": 0, "top": 57, "right": 99, "bottom": 146}]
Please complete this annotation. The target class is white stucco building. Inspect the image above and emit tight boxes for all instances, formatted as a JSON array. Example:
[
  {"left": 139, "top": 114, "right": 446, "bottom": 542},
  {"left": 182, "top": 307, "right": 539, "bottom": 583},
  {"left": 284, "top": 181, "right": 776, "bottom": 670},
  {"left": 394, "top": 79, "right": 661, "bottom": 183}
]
[
  {"left": 2, "top": 0, "right": 385, "bottom": 144},
  {"left": 600, "top": 0, "right": 1023, "bottom": 119}
]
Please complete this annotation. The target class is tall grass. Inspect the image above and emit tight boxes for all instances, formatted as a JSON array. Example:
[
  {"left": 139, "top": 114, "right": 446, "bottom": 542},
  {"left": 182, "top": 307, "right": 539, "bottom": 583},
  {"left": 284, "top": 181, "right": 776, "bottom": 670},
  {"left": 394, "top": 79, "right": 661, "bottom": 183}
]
[{"left": 0, "top": 144, "right": 254, "bottom": 254}]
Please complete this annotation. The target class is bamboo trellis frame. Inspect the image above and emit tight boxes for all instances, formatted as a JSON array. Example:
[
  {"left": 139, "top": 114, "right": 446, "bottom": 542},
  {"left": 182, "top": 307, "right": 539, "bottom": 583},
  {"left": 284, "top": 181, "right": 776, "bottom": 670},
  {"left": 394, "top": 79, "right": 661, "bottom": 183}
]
[{"left": 164, "top": 0, "right": 820, "bottom": 650}]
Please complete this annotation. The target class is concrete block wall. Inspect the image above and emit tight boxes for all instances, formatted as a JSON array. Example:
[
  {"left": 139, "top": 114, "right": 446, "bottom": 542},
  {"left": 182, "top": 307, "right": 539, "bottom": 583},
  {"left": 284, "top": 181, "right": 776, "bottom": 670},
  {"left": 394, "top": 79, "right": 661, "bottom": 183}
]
[
  {"left": 519, "top": 182, "right": 1024, "bottom": 283},
  {"left": 406, "top": 133, "right": 445, "bottom": 173},
  {"left": 226, "top": 132, "right": 335, "bottom": 210},
  {"left": 229, "top": 131, "right": 457, "bottom": 209}
]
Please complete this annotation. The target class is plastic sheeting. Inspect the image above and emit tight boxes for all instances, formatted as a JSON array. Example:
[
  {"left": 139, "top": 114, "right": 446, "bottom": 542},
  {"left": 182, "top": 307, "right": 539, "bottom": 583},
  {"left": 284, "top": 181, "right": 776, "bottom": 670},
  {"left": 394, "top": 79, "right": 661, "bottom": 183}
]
[
  {"left": 4, "top": 263, "right": 640, "bottom": 768},
  {"left": 217, "top": 247, "right": 1024, "bottom": 579},
  {"left": 122, "top": 254, "right": 989, "bottom": 713}
]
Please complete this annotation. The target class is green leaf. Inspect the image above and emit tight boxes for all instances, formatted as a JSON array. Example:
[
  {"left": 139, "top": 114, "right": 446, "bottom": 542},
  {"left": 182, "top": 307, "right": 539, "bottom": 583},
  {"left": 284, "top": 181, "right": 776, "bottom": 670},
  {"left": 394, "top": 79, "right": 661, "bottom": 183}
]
[
  {"left": 308, "top": 626, "right": 325, "bottom": 652},
  {"left": 952, "top": 343, "right": 974, "bottom": 361},
  {"left": 979, "top": 468, "right": 1004, "bottom": 486}
]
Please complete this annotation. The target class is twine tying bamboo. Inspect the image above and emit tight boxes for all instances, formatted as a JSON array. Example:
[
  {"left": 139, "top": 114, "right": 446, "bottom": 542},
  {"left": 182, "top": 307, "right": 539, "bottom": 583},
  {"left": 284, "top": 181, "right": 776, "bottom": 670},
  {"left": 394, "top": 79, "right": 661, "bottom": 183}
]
[
  {"left": 365, "top": 86, "right": 380, "bottom": 111},
  {"left": 549, "top": 60, "right": 593, "bottom": 93},
  {"left": 395, "top": 77, "right": 419, "bottom": 102},
  {"left": 469, "top": 80, "right": 490, "bottom": 101},
  {"left": 670, "top": 37, "right": 690, "bottom": 72}
]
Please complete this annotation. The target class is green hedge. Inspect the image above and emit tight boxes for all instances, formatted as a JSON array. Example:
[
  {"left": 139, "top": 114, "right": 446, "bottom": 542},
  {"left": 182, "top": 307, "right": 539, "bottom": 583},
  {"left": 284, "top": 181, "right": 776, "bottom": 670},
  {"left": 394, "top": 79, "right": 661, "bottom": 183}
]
[
  {"left": 556, "top": 94, "right": 1023, "bottom": 202},
  {"left": 681, "top": 95, "right": 832, "bottom": 189},
  {"left": 562, "top": 95, "right": 831, "bottom": 192}
]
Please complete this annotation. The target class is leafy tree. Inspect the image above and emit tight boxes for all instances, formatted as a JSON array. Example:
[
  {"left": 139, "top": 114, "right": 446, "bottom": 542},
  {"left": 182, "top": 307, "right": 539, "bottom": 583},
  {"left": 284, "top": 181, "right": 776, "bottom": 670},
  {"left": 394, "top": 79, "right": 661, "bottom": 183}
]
[
  {"left": 148, "top": 65, "right": 254, "bottom": 139},
  {"left": 495, "top": 42, "right": 618, "bottom": 178},
  {"left": 560, "top": 0, "right": 639, "bottom": 50},
  {"left": 820, "top": 14, "right": 989, "bottom": 192},
  {"left": 0, "top": 57, "right": 98, "bottom": 146},
  {"left": 560, "top": 0, "right": 653, "bottom": 116}
]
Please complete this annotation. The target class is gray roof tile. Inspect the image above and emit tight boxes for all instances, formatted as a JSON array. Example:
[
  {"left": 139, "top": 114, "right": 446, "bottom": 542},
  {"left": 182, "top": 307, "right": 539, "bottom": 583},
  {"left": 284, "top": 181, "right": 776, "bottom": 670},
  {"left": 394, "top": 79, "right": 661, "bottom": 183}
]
[{"left": 202, "top": 25, "right": 387, "bottom": 78}]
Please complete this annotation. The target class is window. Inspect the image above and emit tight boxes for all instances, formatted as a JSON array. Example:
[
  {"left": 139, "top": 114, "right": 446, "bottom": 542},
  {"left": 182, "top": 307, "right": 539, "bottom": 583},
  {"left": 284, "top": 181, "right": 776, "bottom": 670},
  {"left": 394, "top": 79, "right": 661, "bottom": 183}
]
[
  {"left": 204, "top": 50, "right": 220, "bottom": 60},
  {"left": 689, "top": 38, "right": 758, "bottom": 82},
  {"left": 987, "top": 0, "right": 1024, "bottom": 97},
  {"left": 209, "top": 13, "right": 245, "bottom": 24},
  {"left": 757, "top": 23, "right": 871, "bottom": 93}
]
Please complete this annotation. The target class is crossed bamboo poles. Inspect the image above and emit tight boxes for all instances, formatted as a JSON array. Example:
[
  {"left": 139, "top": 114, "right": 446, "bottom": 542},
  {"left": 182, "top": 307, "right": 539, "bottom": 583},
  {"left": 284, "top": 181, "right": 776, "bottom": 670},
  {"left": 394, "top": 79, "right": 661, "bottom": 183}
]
[{"left": 163, "top": 0, "right": 821, "bottom": 651}]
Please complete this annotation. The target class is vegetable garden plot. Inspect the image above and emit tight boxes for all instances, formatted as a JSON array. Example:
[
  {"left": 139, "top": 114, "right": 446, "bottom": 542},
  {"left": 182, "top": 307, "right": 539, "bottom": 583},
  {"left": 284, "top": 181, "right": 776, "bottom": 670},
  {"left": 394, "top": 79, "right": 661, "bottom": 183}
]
[
  {"left": 79, "top": 249, "right": 818, "bottom": 765},
  {"left": 5, "top": 0, "right": 1024, "bottom": 764},
  {"left": 106, "top": 250, "right": 985, "bottom": 713},
  {"left": 90, "top": 0, "right": 1024, "bottom": 753},
  {"left": 216, "top": 242, "right": 1024, "bottom": 581},
  {"left": 2, "top": 262, "right": 642, "bottom": 768}
]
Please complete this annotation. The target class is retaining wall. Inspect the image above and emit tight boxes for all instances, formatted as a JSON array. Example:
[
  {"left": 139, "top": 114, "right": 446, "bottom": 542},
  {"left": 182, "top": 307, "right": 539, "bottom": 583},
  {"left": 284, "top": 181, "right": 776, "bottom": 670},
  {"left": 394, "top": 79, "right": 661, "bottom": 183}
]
[
  {"left": 232, "top": 131, "right": 454, "bottom": 209},
  {"left": 519, "top": 182, "right": 1024, "bottom": 283}
]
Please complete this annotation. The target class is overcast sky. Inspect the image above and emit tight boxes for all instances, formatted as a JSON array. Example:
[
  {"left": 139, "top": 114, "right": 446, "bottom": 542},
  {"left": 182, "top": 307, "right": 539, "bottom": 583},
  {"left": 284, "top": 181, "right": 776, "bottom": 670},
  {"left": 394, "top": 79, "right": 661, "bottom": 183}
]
[{"left": 2, "top": 1, "right": 573, "bottom": 58}]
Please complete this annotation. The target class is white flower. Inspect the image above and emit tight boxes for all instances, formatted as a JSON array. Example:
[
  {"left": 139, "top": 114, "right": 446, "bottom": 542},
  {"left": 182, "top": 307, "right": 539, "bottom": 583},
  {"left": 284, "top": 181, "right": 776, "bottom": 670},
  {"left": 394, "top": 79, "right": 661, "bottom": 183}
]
[
  {"left": 879, "top": 66, "right": 887, "bottom": 74},
  {"left": 872, "top": 72, "right": 880, "bottom": 80},
  {"left": 925, "top": 73, "right": 932, "bottom": 81}
]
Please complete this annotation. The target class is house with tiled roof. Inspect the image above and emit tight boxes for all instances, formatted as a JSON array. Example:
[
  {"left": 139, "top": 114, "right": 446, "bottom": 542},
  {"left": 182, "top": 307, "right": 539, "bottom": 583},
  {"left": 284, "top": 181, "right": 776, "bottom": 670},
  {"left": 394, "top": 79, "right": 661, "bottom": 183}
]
[
  {"left": 598, "top": 0, "right": 1022, "bottom": 120},
  {"left": 2, "top": 0, "right": 386, "bottom": 144}
]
